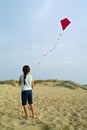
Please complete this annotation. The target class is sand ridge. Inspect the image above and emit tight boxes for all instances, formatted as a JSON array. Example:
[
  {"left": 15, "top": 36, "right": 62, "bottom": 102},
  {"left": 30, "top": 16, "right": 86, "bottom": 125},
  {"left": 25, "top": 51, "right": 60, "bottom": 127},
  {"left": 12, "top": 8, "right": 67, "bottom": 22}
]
[{"left": 0, "top": 81, "right": 87, "bottom": 130}]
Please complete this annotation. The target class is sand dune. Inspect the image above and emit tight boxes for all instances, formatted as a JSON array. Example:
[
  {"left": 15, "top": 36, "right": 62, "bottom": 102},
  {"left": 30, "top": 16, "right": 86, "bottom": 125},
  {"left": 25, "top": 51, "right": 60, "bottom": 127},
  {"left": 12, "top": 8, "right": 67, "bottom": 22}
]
[{"left": 0, "top": 80, "right": 87, "bottom": 130}]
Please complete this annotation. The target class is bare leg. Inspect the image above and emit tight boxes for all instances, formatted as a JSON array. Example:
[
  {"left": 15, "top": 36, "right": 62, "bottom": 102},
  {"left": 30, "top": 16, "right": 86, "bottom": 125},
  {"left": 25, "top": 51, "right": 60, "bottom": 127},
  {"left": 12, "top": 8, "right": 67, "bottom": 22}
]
[
  {"left": 23, "top": 105, "right": 29, "bottom": 119},
  {"left": 30, "top": 104, "right": 36, "bottom": 118}
]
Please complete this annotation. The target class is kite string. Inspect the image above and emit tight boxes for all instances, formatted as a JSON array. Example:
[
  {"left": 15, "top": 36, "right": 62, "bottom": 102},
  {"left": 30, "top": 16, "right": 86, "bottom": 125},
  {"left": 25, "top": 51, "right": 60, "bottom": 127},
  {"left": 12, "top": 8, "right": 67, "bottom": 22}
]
[{"left": 33, "top": 33, "right": 62, "bottom": 67}]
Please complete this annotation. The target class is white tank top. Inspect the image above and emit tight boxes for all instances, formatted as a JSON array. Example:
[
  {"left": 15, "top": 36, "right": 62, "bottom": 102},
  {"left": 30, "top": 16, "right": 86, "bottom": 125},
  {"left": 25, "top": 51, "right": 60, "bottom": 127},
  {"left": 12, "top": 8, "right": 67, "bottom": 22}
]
[{"left": 20, "top": 73, "right": 33, "bottom": 91}]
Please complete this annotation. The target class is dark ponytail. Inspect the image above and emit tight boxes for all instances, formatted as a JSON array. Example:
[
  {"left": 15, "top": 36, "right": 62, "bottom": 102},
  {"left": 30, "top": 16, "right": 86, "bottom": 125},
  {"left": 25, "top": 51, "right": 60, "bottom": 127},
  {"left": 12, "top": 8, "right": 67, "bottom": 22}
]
[{"left": 22, "top": 65, "right": 30, "bottom": 85}]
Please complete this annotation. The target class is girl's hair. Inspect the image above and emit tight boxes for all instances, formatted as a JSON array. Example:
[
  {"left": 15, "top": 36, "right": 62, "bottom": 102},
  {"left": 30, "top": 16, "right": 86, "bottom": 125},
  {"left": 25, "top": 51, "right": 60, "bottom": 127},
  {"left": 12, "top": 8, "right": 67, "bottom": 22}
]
[{"left": 22, "top": 65, "right": 30, "bottom": 85}]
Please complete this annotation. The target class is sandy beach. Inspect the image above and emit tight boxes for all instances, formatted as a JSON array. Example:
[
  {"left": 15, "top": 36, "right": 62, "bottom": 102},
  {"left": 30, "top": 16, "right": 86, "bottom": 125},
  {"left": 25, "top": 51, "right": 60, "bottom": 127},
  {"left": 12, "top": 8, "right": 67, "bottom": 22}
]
[{"left": 0, "top": 80, "right": 87, "bottom": 130}]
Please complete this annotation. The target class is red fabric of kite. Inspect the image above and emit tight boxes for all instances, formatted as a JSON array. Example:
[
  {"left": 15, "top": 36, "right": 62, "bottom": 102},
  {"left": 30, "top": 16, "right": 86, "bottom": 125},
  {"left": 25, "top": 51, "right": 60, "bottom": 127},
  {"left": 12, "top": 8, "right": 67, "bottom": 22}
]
[{"left": 60, "top": 18, "right": 71, "bottom": 31}]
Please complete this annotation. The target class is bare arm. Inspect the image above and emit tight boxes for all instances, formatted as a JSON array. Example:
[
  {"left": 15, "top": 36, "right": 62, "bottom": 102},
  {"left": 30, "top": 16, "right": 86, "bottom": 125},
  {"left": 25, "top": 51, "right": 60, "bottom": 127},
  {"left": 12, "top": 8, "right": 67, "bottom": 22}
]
[
  {"left": 32, "top": 79, "right": 34, "bottom": 89},
  {"left": 18, "top": 77, "right": 22, "bottom": 86}
]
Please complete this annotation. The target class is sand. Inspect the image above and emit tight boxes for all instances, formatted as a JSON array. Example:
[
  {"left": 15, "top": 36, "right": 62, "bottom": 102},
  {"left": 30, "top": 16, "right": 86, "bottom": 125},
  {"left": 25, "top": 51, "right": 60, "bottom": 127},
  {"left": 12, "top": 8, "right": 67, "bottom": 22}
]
[{"left": 0, "top": 82, "right": 87, "bottom": 130}]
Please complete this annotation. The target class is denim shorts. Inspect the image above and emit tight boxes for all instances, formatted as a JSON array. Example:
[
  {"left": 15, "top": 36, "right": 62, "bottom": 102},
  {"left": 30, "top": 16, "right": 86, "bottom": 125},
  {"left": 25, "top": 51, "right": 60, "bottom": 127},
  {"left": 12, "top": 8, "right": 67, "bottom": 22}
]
[{"left": 21, "top": 90, "right": 33, "bottom": 105}]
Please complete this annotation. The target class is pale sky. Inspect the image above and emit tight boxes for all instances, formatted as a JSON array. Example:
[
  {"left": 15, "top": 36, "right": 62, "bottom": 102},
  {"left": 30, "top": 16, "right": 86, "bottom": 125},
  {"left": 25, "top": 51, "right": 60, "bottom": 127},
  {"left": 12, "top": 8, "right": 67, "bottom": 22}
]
[{"left": 0, "top": 0, "right": 87, "bottom": 84}]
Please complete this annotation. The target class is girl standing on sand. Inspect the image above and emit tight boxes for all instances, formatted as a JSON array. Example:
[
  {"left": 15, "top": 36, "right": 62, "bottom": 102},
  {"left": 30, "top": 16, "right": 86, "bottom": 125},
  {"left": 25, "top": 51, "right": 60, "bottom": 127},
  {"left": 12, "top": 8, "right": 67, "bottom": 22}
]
[{"left": 18, "top": 65, "right": 36, "bottom": 119}]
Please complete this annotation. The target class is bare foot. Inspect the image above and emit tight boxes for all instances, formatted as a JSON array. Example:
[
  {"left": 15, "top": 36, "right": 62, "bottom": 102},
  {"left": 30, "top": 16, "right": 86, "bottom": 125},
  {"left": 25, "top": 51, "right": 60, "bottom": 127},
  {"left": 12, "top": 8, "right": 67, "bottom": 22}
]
[
  {"left": 32, "top": 115, "right": 37, "bottom": 119},
  {"left": 26, "top": 116, "right": 29, "bottom": 120}
]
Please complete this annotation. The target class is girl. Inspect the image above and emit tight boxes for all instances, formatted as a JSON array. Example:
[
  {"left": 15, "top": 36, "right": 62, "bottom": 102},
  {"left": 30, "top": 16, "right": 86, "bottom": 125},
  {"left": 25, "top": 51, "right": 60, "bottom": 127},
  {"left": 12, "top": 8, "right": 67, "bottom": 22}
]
[{"left": 18, "top": 65, "right": 36, "bottom": 119}]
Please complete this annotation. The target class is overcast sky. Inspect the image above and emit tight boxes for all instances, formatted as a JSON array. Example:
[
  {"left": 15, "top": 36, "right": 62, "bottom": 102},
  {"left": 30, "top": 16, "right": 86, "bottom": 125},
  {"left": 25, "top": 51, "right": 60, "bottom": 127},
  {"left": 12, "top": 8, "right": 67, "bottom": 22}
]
[{"left": 0, "top": 0, "right": 87, "bottom": 84}]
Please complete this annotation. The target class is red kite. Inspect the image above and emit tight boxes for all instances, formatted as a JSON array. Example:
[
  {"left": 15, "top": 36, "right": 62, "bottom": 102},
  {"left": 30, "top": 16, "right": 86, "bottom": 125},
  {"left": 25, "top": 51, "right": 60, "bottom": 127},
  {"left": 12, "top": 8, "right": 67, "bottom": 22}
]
[{"left": 60, "top": 18, "right": 71, "bottom": 31}]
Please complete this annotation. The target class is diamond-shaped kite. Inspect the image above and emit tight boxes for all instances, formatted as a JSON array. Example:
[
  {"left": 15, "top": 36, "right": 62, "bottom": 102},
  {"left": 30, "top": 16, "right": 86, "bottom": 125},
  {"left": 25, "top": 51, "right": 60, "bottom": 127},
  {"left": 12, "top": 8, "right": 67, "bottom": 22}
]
[{"left": 60, "top": 18, "right": 71, "bottom": 31}]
